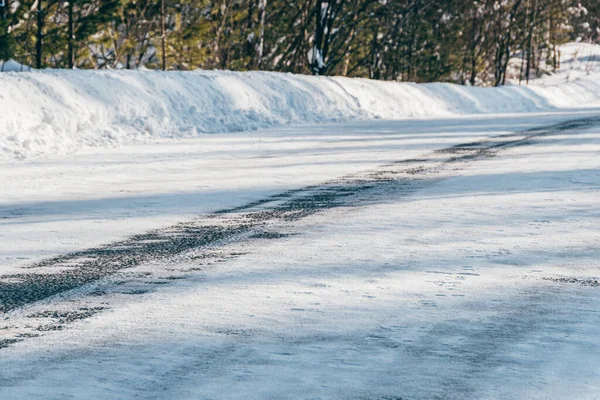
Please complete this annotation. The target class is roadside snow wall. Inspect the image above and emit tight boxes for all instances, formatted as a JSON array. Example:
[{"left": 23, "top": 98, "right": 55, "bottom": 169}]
[{"left": 1, "top": 69, "right": 600, "bottom": 161}]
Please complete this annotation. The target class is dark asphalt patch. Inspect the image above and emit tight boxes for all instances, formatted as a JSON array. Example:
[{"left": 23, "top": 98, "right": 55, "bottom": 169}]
[
  {"left": 543, "top": 277, "right": 600, "bottom": 287},
  {"left": 0, "top": 338, "right": 23, "bottom": 349}
]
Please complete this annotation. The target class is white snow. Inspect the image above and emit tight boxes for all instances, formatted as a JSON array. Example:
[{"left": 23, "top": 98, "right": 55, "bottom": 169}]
[
  {"left": 1, "top": 43, "right": 600, "bottom": 398},
  {"left": 558, "top": 42, "right": 600, "bottom": 74},
  {"left": 0, "top": 59, "right": 31, "bottom": 72},
  {"left": 1, "top": 65, "right": 599, "bottom": 161},
  {"left": 1, "top": 111, "right": 597, "bottom": 276},
  {"left": 508, "top": 42, "right": 600, "bottom": 84},
  {"left": 0, "top": 114, "right": 599, "bottom": 399}
]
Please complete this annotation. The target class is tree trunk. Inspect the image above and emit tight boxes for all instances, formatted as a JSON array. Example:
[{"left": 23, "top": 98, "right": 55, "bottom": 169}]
[
  {"left": 161, "top": 0, "right": 166, "bottom": 70},
  {"left": 370, "top": 24, "right": 380, "bottom": 80},
  {"left": 469, "top": 8, "right": 478, "bottom": 86},
  {"left": 525, "top": 0, "right": 537, "bottom": 84},
  {"left": 36, "top": 0, "right": 44, "bottom": 69},
  {"left": 257, "top": 0, "right": 267, "bottom": 69},
  {"left": 212, "top": 0, "right": 229, "bottom": 68},
  {"left": 311, "top": 0, "right": 326, "bottom": 75},
  {"left": 68, "top": 0, "right": 74, "bottom": 69},
  {"left": 243, "top": 0, "right": 255, "bottom": 68},
  {"left": 0, "top": 0, "right": 8, "bottom": 65},
  {"left": 551, "top": 14, "right": 558, "bottom": 71}
]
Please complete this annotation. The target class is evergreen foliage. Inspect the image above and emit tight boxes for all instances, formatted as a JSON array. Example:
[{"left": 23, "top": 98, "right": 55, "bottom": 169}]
[{"left": 0, "top": 0, "right": 598, "bottom": 85}]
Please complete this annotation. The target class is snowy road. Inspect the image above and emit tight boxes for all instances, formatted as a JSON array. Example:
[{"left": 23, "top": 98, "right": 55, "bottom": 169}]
[{"left": 1, "top": 111, "right": 600, "bottom": 398}]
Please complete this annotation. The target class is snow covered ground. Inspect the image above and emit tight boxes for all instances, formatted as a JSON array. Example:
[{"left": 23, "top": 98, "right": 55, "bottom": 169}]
[
  {"left": 2, "top": 111, "right": 598, "bottom": 277},
  {"left": 1, "top": 45, "right": 600, "bottom": 398},
  {"left": 1, "top": 61, "right": 600, "bottom": 161},
  {"left": 543, "top": 42, "right": 600, "bottom": 82},
  {"left": 0, "top": 111, "right": 599, "bottom": 399}
]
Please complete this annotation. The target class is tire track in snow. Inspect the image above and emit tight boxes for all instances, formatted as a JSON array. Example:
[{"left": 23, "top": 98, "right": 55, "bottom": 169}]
[{"left": 0, "top": 116, "right": 598, "bottom": 321}]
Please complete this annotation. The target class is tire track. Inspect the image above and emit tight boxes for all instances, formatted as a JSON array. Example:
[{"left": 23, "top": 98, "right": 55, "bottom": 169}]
[{"left": 1, "top": 116, "right": 598, "bottom": 316}]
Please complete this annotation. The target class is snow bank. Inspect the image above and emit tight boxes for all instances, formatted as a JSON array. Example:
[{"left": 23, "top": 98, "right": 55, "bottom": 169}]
[
  {"left": 0, "top": 59, "right": 32, "bottom": 72},
  {"left": 558, "top": 42, "right": 600, "bottom": 74},
  {"left": 1, "top": 68, "right": 600, "bottom": 161},
  {"left": 508, "top": 42, "right": 600, "bottom": 84}
]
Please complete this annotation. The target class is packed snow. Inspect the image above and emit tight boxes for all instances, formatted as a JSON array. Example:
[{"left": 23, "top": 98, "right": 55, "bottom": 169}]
[
  {"left": 0, "top": 114, "right": 599, "bottom": 399},
  {"left": 1, "top": 111, "right": 597, "bottom": 277},
  {"left": 1, "top": 52, "right": 600, "bottom": 161}
]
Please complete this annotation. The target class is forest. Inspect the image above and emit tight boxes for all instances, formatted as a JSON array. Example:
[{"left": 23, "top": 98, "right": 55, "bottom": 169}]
[{"left": 0, "top": 0, "right": 598, "bottom": 85}]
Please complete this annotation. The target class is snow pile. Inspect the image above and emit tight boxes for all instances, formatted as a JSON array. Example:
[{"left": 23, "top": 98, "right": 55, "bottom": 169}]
[
  {"left": 0, "top": 59, "right": 32, "bottom": 72},
  {"left": 557, "top": 42, "right": 600, "bottom": 75},
  {"left": 1, "top": 66, "right": 600, "bottom": 161},
  {"left": 508, "top": 42, "right": 600, "bottom": 84}
]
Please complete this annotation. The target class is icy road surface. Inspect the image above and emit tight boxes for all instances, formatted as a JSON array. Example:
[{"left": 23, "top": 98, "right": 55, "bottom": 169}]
[{"left": 1, "top": 111, "right": 599, "bottom": 399}]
